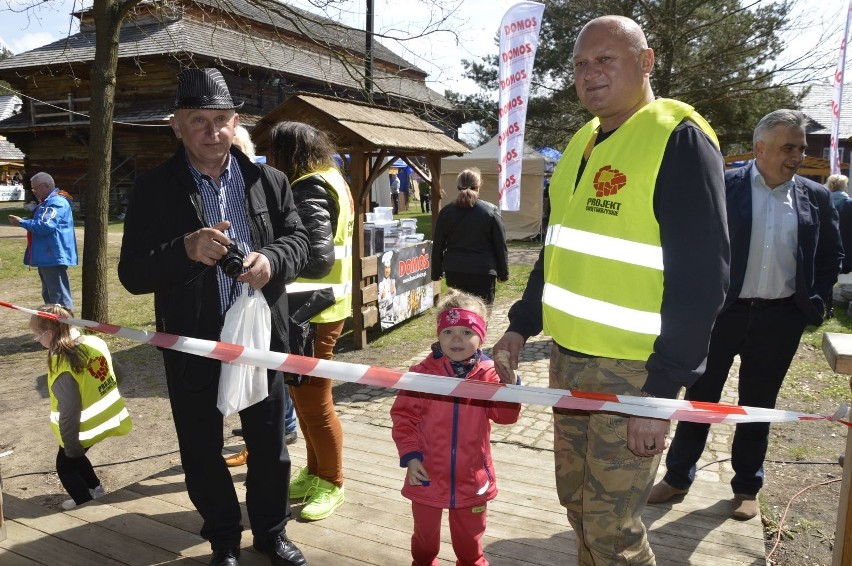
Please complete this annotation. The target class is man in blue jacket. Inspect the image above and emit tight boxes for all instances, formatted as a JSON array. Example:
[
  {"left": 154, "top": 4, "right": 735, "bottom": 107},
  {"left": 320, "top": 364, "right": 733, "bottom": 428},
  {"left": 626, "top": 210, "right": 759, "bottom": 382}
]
[
  {"left": 649, "top": 109, "right": 843, "bottom": 520},
  {"left": 8, "top": 172, "right": 78, "bottom": 309}
]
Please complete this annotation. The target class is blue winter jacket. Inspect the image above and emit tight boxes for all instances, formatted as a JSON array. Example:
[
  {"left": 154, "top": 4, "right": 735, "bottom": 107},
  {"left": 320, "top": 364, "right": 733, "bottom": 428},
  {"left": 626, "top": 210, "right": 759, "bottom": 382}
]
[{"left": 20, "top": 189, "right": 78, "bottom": 267}]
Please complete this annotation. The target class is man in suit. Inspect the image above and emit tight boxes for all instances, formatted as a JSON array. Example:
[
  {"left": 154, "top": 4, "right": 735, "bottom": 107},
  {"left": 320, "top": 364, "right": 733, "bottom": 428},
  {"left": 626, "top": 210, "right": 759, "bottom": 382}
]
[
  {"left": 118, "top": 68, "right": 310, "bottom": 566},
  {"left": 649, "top": 109, "right": 843, "bottom": 520}
]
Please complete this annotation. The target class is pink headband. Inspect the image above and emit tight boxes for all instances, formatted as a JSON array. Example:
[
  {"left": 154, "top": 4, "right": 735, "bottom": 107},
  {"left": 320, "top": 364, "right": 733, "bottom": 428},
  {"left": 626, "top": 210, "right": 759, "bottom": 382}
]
[{"left": 437, "top": 308, "right": 487, "bottom": 342}]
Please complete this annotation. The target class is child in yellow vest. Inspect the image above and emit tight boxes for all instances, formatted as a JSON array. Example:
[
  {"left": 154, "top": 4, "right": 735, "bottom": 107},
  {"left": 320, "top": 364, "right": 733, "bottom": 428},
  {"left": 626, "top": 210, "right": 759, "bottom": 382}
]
[{"left": 31, "top": 304, "right": 132, "bottom": 510}]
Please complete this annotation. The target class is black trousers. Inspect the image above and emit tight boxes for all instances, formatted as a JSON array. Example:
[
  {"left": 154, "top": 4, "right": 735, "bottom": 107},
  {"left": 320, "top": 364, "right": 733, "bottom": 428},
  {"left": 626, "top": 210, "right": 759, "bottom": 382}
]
[
  {"left": 663, "top": 299, "right": 807, "bottom": 495},
  {"left": 163, "top": 351, "right": 291, "bottom": 551},
  {"left": 445, "top": 271, "right": 497, "bottom": 306},
  {"left": 56, "top": 446, "right": 99, "bottom": 504}
]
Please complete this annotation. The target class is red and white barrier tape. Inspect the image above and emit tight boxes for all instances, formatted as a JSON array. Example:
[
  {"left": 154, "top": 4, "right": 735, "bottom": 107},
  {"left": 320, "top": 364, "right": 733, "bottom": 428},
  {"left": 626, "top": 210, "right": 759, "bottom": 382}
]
[{"left": 4, "top": 301, "right": 850, "bottom": 427}]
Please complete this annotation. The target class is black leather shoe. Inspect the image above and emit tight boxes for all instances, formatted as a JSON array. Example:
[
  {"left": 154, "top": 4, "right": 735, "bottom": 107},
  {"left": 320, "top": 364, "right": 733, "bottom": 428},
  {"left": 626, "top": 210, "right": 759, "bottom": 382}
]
[
  {"left": 253, "top": 533, "right": 306, "bottom": 566},
  {"left": 232, "top": 428, "right": 243, "bottom": 436},
  {"left": 285, "top": 430, "right": 298, "bottom": 445},
  {"left": 210, "top": 548, "right": 239, "bottom": 566}
]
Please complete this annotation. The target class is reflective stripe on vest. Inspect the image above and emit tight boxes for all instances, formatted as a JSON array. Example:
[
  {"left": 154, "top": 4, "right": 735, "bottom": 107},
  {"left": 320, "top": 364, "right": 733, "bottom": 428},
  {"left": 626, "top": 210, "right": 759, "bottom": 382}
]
[
  {"left": 286, "top": 280, "right": 353, "bottom": 297},
  {"left": 542, "top": 98, "right": 719, "bottom": 360},
  {"left": 290, "top": 167, "right": 354, "bottom": 323},
  {"left": 48, "top": 335, "right": 132, "bottom": 448},
  {"left": 545, "top": 225, "right": 663, "bottom": 270}
]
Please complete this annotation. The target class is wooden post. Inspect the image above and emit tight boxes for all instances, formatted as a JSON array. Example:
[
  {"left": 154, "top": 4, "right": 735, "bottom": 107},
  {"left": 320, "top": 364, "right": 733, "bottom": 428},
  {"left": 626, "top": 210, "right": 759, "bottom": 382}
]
[
  {"left": 0, "top": 458, "right": 6, "bottom": 542},
  {"left": 837, "top": 432, "right": 852, "bottom": 566},
  {"left": 821, "top": 332, "right": 852, "bottom": 566},
  {"left": 350, "top": 151, "right": 369, "bottom": 350},
  {"left": 426, "top": 154, "right": 443, "bottom": 305}
]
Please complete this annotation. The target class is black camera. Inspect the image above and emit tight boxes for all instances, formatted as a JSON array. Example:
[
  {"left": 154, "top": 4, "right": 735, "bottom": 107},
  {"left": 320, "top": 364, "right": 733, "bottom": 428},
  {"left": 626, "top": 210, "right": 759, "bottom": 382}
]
[{"left": 219, "top": 242, "right": 245, "bottom": 278}]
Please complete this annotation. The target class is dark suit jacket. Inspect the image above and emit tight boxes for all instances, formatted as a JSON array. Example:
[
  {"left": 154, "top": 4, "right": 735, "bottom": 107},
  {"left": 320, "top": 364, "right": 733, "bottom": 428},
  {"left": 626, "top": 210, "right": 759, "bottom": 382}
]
[
  {"left": 838, "top": 203, "right": 852, "bottom": 274},
  {"left": 725, "top": 163, "right": 842, "bottom": 326}
]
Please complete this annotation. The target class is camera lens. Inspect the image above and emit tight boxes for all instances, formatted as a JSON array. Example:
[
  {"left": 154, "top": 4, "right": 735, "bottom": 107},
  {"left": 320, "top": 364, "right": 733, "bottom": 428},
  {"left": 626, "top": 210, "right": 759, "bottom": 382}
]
[
  {"left": 221, "top": 255, "right": 243, "bottom": 277},
  {"left": 218, "top": 243, "right": 245, "bottom": 278}
]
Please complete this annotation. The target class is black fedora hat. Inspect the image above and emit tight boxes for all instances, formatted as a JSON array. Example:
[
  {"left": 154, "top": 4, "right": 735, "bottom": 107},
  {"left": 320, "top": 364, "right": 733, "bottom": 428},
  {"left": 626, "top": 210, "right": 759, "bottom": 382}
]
[{"left": 174, "top": 68, "right": 243, "bottom": 110}]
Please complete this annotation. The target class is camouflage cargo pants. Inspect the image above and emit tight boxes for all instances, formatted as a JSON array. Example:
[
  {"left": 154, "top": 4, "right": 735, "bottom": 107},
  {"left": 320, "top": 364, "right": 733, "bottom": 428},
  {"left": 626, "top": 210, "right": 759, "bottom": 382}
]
[{"left": 550, "top": 346, "right": 661, "bottom": 565}]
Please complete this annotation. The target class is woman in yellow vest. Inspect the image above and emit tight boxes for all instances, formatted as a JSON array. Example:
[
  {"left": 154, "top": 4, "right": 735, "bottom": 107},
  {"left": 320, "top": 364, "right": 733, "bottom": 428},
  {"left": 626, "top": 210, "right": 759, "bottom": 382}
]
[
  {"left": 31, "top": 304, "right": 132, "bottom": 510},
  {"left": 268, "top": 121, "right": 354, "bottom": 521}
]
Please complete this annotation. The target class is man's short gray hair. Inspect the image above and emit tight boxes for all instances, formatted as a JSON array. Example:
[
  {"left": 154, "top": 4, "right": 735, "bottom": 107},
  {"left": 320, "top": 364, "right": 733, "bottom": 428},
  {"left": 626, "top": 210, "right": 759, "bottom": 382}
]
[
  {"left": 30, "top": 172, "right": 55, "bottom": 189},
  {"left": 753, "top": 110, "right": 809, "bottom": 147}
]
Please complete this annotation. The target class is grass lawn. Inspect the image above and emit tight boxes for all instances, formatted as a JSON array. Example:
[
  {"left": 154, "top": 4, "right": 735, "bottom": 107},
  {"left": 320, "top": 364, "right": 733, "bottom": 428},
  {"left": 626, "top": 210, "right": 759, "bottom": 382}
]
[{"left": 0, "top": 203, "right": 537, "bottom": 353}]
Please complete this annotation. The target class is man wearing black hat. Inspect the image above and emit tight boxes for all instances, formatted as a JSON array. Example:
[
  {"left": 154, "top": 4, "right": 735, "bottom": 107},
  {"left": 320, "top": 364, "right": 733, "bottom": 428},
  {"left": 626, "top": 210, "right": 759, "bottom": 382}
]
[{"left": 118, "top": 68, "right": 310, "bottom": 566}]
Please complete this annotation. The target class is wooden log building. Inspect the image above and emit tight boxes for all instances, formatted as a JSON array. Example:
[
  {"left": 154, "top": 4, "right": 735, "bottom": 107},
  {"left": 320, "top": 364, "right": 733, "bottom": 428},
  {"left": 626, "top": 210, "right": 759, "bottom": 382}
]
[{"left": 0, "top": 0, "right": 461, "bottom": 208}]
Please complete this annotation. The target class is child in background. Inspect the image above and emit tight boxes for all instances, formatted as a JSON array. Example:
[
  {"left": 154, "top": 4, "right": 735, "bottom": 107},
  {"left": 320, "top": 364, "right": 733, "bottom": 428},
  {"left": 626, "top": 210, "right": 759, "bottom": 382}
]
[
  {"left": 390, "top": 290, "right": 521, "bottom": 566},
  {"left": 31, "top": 305, "right": 132, "bottom": 510}
]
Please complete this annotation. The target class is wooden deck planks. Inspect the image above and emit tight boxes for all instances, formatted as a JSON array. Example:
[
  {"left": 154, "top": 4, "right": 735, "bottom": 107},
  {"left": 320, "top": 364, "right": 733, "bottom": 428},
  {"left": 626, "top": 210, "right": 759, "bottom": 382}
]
[{"left": 0, "top": 419, "right": 766, "bottom": 565}]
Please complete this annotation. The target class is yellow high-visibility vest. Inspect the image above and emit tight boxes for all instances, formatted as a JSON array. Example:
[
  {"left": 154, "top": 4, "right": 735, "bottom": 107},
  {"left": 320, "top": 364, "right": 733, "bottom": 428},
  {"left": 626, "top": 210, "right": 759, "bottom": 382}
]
[
  {"left": 543, "top": 98, "right": 718, "bottom": 360},
  {"left": 48, "top": 335, "right": 132, "bottom": 447},
  {"left": 287, "top": 167, "right": 355, "bottom": 323}
]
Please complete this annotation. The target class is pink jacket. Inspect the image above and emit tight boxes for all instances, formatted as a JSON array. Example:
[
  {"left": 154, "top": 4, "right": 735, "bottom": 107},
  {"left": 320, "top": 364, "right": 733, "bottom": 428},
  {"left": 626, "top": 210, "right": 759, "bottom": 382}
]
[{"left": 390, "top": 351, "right": 521, "bottom": 509}]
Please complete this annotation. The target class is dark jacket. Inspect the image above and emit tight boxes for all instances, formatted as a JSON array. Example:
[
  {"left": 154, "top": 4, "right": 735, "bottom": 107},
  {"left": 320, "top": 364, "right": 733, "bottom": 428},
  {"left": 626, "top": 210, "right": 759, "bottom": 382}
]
[
  {"left": 117, "top": 147, "right": 310, "bottom": 357},
  {"left": 839, "top": 203, "right": 852, "bottom": 274},
  {"left": 291, "top": 175, "right": 335, "bottom": 280},
  {"left": 725, "top": 163, "right": 842, "bottom": 326},
  {"left": 431, "top": 199, "right": 509, "bottom": 280}
]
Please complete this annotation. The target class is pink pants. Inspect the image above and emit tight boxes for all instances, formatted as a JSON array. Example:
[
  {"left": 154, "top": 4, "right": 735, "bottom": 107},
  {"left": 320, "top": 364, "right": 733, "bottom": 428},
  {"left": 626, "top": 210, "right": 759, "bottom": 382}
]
[{"left": 410, "top": 501, "right": 488, "bottom": 566}]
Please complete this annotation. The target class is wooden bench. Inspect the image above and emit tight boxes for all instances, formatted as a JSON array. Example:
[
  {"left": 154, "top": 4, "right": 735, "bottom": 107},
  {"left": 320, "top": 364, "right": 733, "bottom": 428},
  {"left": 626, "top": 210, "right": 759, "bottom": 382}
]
[{"left": 821, "top": 332, "right": 852, "bottom": 566}]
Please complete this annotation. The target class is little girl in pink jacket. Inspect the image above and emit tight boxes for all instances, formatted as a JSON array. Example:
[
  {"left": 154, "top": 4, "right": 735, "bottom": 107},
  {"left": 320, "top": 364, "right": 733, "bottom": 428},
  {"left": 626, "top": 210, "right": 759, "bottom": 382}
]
[{"left": 391, "top": 290, "right": 521, "bottom": 566}]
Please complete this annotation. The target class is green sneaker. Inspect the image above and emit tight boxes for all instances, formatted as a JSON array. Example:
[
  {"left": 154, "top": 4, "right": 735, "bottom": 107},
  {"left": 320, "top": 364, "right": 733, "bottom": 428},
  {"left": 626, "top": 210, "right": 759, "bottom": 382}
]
[
  {"left": 289, "top": 467, "right": 319, "bottom": 499},
  {"left": 300, "top": 478, "right": 344, "bottom": 521}
]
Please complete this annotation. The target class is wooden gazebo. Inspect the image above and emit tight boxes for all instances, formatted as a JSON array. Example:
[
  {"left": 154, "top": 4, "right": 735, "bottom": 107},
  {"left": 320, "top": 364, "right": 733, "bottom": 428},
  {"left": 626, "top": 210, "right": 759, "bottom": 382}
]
[{"left": 252, "top": 93, "right": 470, "bottom": 348}]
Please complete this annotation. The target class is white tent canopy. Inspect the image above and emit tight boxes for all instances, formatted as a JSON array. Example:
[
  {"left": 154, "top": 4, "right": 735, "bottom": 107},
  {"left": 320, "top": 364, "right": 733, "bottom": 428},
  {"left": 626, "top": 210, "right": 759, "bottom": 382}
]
[{"left": 441, "top": 136, "right": 548, "bottom": 240}]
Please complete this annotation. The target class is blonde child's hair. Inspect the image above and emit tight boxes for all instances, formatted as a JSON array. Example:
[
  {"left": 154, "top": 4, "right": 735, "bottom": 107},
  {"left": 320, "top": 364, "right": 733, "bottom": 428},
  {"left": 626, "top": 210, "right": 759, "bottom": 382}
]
[
  {"left": 31, "top": 304, "right": 86, "bottom": 373},
  {"left": 435, "top": 289, "right": 487, "bottom": 322},
  {"left": 232, "top": 125, "right": 257, "bottom": 161}
]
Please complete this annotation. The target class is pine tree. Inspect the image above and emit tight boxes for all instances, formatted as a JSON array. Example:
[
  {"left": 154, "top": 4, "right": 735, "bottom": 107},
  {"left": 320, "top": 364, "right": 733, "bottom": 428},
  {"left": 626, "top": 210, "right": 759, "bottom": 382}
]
[{"left": 452, "top": 0, "right": 814, "bottom": 153}]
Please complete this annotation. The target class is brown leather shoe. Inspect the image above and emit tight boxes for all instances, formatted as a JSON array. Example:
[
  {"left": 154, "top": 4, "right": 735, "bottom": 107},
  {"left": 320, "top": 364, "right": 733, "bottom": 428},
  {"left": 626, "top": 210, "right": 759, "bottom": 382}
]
[
  {"left": 225, "top": 448, "right": 248, "bottom": 467},
  {"left": 647, "top": 480, "right": 689, "bottom": 504},
  {"left": 732, "top": 493, "right": 759, "bottom": 520}
]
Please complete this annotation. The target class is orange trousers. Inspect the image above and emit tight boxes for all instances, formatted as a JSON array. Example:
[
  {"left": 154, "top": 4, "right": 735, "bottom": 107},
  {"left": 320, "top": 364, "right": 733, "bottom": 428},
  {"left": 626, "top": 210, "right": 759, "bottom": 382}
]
[{"left": 289, "top": 320, "right": 345, "bottom": 487}]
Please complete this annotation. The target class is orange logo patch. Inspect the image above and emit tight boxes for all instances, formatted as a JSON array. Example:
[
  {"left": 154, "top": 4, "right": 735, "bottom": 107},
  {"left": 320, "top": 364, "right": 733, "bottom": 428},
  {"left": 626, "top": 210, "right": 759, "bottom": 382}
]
[
  {"left": 593, "top": 165, "right": 627, "bottom": 197},
  {"left": 87, "top": 356, "right": 109, "bottom": 382}
]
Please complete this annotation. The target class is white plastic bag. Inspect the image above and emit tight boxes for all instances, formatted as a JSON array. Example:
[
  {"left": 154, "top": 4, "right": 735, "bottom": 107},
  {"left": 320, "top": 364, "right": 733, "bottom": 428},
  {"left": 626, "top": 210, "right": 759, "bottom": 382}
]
[{"left": 217, "top": 285, "right": 271, "bottom": 416}]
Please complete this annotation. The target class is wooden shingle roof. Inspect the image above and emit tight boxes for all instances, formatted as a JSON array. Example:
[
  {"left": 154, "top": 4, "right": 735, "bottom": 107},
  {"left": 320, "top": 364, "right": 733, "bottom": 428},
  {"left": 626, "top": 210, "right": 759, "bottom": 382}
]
[
  {"left": 187, "top": 0, "right": 423, "bottom": 74},
  {"left": 0, "top": 95, "right": 24, "bottom": 159},
  {"left": 252, "top": 93, "right": 469, "bottom": 156},
  {"left": 0, "top": 18, "right": 450, "bottom": 111},
  {"left": 794, "top": 83, "right": 852, "bottom": 139},
  {"left": 0, "top": 95, "right": 22, "bottom": 120},
  {"left": 0, "top": 138, "right": 24, "bottom": 161}
]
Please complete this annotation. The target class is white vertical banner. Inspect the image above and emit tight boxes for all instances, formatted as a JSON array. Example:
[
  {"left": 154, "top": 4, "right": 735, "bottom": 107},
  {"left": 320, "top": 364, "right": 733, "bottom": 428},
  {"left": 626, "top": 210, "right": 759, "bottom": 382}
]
[
  {"left": 497, "top": 1, "right": 545, "bottom": 211},
  {"left": 831, "top": 0, "right": 852, "bottom": 176}
]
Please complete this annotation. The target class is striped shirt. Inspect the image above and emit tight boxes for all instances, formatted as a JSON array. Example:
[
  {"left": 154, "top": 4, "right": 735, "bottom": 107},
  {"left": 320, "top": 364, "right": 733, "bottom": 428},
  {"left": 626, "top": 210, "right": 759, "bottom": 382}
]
[{"left": 186, "top": 151, "right": 255, "bottom": 314}]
